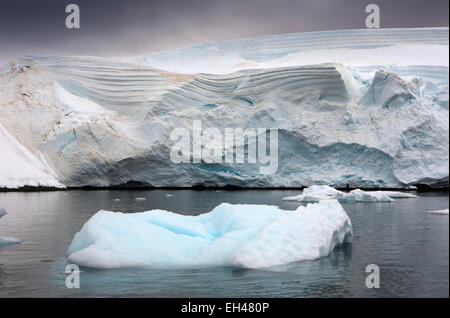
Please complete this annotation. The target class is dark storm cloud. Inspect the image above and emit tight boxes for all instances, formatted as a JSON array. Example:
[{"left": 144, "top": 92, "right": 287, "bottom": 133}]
[{"left": 0, "top": 0, "right": 448, "bottom": 65}]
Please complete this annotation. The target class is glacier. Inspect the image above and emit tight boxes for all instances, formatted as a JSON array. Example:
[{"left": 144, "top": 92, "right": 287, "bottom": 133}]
[
  {"left": 66, "top": 200, "right": 353, "bottom": 269},
  {"left": 0, "top": 27, "right": 448, "bottom": 189},
  {"left": 0, "top": 208, "right": 21, "bottom": 247},
  {"left": 282, "top": 185, "right": 418, "bottom": 203}
]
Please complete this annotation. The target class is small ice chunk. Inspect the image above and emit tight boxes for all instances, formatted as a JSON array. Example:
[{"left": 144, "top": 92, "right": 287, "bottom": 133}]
[
  {"left": 0, "top": 208, "right": 6, "bottom": 218},
  {"left": 0, "top": 208, "right": 21, "bottom": 247},
  {"left": 135, "top": 197, "right": 146, "bottom": 201},
  {"left": 428, "top": 209, "right": 449, "bottom": 215},
  {"left": 0, "top": 236, "right": 22, "bottom": 247},
  {"left": 283, "top": 185, "right": 418, "bottom": 202},
  {"left": 376, "top": 191, "right": 418, "bottom": 198}
]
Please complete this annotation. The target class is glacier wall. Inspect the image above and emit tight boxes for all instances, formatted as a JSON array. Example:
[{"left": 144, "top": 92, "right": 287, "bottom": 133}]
[{"left": 0, "top": 28, "right": 448, "bottom": 189}]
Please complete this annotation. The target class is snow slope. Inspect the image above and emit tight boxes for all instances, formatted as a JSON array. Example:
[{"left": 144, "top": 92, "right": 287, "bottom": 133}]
[
  {"left": 66, "top": 200, "right": 352, "bottom": 269},
  {"left": 0, "top": 28, "right": 448, "bottom": 189},
  {"left": 0, "top": 123, "right": 63, "bottom": 188}
]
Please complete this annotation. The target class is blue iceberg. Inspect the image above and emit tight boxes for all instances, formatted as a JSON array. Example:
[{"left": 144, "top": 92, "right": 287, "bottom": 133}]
[
  {"left": 67, "top": 200, "right": 352, "bottom": 269},
  {"left": 0, "top": 28, "right": 448, "bottom": 189}
]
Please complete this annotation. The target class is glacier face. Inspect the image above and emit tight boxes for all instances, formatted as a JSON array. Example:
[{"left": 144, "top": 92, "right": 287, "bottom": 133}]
[
  {"left": 66, "top": 200, "right": 353, "bottom": 269},
  {"left": 0, "top": 28, "right": 448, "bottom": 189}
]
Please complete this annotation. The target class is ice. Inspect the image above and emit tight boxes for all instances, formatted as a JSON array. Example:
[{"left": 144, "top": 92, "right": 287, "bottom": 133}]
[
  {"left": 0, "top": 208, "right": 21, "bottom": 247},
  {"left": 0, "top": 123, "right": 63, "bottom": 189},
  {"left": 360, "top": 70, "right": 418, "bottom": 109},
  {"left": 283, "top": 185, "right": 418, "bottom": 203},
  {"left": 54, "top": 83, "right": 105, "bottom": 115},
  {"left": 0, "top": 28, "right": 448, "bottom": 189},
  {"left": 66, "top": 200, "right": 352, "bottom": 269},
  {"left": 428, "top": 209, "right": 449, "bottom": 215},
  {"left": 0, "top": 236, "right": 21, "bottom": 247}
]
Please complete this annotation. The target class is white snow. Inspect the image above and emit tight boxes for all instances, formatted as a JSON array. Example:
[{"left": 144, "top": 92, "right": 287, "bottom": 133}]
[
  {"left": 54, "top": 83, "right": 105, "bottom": 115},
  {"left": 0, "top": 123, "right": 64, "bottom": 189},
  {"left": 66, "top": 200, "right": 352, "bottom": 269},
  {"left": 0, "top": 28, "right": 448, "bottom": 189},
  {"left": 428, "top": 208, "right": 449, "bottom": 215},
  {"left": 283, "top": 185, "right": 418, "bottom": 202},
  {"left": 0, "top": 208, "right": 21, "bottom": 247}
]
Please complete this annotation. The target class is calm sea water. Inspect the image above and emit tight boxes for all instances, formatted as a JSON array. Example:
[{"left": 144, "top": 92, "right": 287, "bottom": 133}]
[{"left": 0, "top": 189, "right": 448, "bottom": 298}]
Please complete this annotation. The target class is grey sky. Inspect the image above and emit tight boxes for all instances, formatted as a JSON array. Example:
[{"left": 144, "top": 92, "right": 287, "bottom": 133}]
[{"left": 0, "top": 0, "right": 448, "bottom": 65}]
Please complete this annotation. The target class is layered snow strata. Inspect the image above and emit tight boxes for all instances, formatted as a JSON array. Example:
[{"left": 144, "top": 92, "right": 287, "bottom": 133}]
[
  {"left": 283, "top": 185, "right": 418, "bottom": 202},
  {"left": 0, "top": 208, "right": 21, "bottom": 247},
  {"left": 0, "top": 28, "right": 448, "bottom": 189},
  {"left": 66, "top": 200, "right": 353, "bottom": 269}
]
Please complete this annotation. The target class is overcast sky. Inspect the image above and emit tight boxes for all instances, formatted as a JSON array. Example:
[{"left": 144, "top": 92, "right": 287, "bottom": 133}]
[{"left": 0, "top": 0, "right": 448, "bottom": 65}]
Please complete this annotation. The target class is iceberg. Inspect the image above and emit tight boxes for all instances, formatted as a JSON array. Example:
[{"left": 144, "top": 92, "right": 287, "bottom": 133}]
[
  {"left": 66, "top": 200, "right": 352, "bottom": 269},
  {"left": 428, "top": 208, "right": 449, "bottom": 215},
  {"left": 0, "top": 28, "right": 448, "bottom": 189},
  {"left": 0, "top": 236, "right": 21, "bottom": 247},
  {"left": 283, "top": 185, "right": 418, "bottom": 202},
  {"left": 0, "top": 208, "right": 21, "bottom": 247}
]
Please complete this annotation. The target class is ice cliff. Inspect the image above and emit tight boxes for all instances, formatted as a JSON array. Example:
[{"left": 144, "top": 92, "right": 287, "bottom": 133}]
[
  {"left": 66, "top": 200, "right": 353, "bottom": 269},
  {"left": 0, "top": 28, "right": 448, "bottom": 189}
]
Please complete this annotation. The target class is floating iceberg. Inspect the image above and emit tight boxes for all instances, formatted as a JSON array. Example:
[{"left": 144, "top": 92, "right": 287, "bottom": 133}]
[
  {"left": 283, "top": 185, "right": 418, "bottom": 202},
  {"left": 428, "top": 208, "right": 449, "bottom": 215},
  {"left": 0, "top": 208, "right": 21, "bottom": 247},
  {"left": 0, "top": 28, "right": 448, "bottom": 189},
  {"left": 0, "top": 236, "right": 21, "bottom": 247},
  {"left": 66, "top": 200, "right": 352, "bottom": 269}
]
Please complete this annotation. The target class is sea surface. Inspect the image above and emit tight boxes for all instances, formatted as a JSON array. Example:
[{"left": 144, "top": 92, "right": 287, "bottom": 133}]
[{"left": 0, "top": 189, "right": 448, "bottom": 297}]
